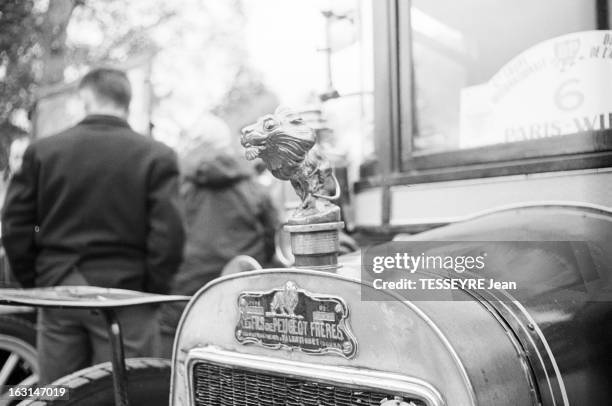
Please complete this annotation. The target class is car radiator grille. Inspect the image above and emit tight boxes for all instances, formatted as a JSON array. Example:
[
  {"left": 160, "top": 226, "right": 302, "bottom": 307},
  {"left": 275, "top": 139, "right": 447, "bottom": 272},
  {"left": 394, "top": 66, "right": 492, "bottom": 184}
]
[{"left": 193, "top": 361, "right": 425, "bottom": 406}]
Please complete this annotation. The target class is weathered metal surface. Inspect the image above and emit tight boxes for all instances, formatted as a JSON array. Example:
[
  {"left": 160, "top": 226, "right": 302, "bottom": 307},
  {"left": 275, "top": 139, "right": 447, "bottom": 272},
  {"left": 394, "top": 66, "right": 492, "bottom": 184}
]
[
  {"left": 172, "top": 204, "right": 612, "bottom": 406},
  {"left": 234, "top": 280, "right": 357, "bottom": 358},
  {"left": 385, "top": 204, "right": 612, "bottom": 405},
  {"left": 284, "top": 221, "right": 345, "bottom": 271},
  {"left": 171, "top": 270, "right": 536, "bottom": 406}
]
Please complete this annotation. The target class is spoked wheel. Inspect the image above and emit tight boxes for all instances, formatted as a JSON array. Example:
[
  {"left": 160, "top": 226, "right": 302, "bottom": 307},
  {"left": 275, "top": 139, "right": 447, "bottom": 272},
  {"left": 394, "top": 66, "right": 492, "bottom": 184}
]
[{"left": 0, "top": 315, "right": 38, "bottom": 390}]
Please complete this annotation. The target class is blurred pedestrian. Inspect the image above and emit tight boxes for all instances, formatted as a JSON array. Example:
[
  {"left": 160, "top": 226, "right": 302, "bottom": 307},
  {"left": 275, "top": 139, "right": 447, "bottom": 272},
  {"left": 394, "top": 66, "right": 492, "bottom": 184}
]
[
  {"left": 7, "top": 135, "right": 31, "bottom": 177},
  {"left": 0, "top": 129, "right": 31, "bottom": 286},
  {"left": 0, "top": 127, "right": 30, "bottom": 206},
  {"left": 159, "top": 116, "right": 278, "bottom": 356},
  {"left": 1, "top": 67, "right": 185, "bottom": 383}
]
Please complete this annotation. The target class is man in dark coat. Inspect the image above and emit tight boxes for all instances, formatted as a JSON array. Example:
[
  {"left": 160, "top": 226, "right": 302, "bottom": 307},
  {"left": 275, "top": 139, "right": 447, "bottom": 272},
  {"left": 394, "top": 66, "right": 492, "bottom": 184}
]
[
  {"left": 158, "top": 125, "right": 278, "bottom": 356},
  {"left": 1, "top": 68, "right": 185, "bottom": 383}
]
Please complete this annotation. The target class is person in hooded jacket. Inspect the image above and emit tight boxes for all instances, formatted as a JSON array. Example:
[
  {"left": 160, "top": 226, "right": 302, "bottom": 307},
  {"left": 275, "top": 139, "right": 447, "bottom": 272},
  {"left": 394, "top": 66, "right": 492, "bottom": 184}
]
[{"left": 159, "top": 117, "right": 279, "bottom": 355}]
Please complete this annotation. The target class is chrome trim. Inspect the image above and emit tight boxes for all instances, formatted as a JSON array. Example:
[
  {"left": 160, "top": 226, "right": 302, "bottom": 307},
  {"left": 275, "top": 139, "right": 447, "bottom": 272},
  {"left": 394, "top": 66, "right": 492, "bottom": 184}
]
[
  {"left": 464, "top": 296, "right": 542, "bottom": 406},
  {"left": 390, "top": 201, "right": 612, "bottom": 227},
  {"left": 498, "top": 300, "right": 569, "bottom": 406},
  {"left": 457, "top": 284, "right": 568, "bottom": 406},
  {"left": 185, "top": 346, "right": 446, "bottom": 406}
]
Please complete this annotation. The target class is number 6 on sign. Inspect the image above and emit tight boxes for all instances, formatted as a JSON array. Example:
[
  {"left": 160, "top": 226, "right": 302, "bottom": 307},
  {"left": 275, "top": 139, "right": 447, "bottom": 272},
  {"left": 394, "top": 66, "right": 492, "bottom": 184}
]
[{"left": 555, "top": 78, "right": 584, "bottom": 111}]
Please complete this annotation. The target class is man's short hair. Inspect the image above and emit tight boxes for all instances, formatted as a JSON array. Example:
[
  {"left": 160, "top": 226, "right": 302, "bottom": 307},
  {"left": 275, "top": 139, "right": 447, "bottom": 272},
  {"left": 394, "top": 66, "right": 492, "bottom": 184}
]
[{"left": 79, "top": 68, "right": 132, "bottom": 109}]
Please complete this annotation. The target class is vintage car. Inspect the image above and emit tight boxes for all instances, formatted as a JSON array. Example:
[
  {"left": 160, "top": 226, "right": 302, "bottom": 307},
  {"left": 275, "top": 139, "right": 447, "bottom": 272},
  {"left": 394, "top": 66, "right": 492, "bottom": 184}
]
[
  {"left": 5, "top": 101, "right": 608, "bottom": 406},
  {"left": 8, "top": 201, "right": 611, "bottom": 406},
  {"left": 166, "top": 108, "right": 611, "bottom": 406},
  {"left": 166, "top": 203, "right": 611, "bottom": 406}
]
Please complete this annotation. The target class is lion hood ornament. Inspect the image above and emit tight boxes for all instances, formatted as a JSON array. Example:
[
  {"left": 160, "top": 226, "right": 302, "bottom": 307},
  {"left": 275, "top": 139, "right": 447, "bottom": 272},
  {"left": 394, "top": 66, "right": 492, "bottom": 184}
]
[{"left": 241, "top": 106, "right": 340, "bottom": 224}]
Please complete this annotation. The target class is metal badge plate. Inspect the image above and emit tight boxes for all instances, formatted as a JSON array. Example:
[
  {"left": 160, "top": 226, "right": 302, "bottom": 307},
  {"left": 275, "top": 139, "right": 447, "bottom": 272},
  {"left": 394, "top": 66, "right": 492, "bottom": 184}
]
[{"left": 235, "top": 281, "right": 358, "bottom": 359}]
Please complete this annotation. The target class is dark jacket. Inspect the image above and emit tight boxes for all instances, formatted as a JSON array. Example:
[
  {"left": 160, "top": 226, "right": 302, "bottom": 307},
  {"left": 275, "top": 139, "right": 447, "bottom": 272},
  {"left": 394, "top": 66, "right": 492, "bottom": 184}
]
[
  {"left": 173, "top": 143, "right": 277, "bottom": 294},
  {"left": 1, "top": 115, "right": 185, "bottom": 293},
  {"left": 159, "top": 143, "right": 277, "bottom": 333}
]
